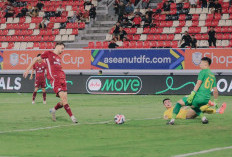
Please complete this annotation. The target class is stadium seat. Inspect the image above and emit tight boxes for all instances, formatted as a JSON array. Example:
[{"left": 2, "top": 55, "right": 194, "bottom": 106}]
[
  {"left": 144, "top": 41, "right": 150, "bottom": 48},
  {"left": 137, "top": 41, "right": 143, "bottom": 48}
]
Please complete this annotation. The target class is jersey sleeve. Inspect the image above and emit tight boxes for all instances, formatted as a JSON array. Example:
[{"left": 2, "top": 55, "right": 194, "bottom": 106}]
[
  {"left": 41, "top": 51, "right": 49, "bottom": 59},
  {"left": 197, "top": 70, "right": 205, "bottom": 81}
]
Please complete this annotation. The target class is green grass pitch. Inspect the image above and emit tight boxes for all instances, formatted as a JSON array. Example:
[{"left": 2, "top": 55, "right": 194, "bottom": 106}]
[{"left": 0, "top": 93, "right": 232, "bottom": 157}]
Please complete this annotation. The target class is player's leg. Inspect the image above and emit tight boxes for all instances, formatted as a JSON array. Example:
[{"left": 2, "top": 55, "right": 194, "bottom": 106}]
[
  {"left": 167, "top": 98, "right": 186, "bottom": 125},
  {"left": 58, "top": 91, "right": 77, "bottom": 123},
  {"left": 186, "top": 108, "right": 197, "bottom": 119},
  {"left": 191, "top": 107, "right": 208, "bottom": 124},
  {"left": 32, "top": 87, "right": 38, "bottom": 104},
  {"left": 42, "top": 88, "right": 46, "bottom": 104}
]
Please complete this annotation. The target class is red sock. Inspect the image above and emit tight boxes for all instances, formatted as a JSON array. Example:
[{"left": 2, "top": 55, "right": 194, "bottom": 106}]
[
  {"left": 43, "top": 92, "right": 46, "bottom": 101},
  {"left": 32, "top": 92, "right": 37, "bottom": 101},
  {"left": 64, "top": 104, "right": 73, "bottom": 117},
  {"left": 54, "top": 102, "right": 63, "bottom": 110}
]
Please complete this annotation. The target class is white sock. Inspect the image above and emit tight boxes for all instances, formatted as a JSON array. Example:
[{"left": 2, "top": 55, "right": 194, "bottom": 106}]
[
  {"left": 71, "top": 115, "right": 75, "bottom": 120},
  {"left": 202, "top": 116, "right": 207, "bottom": 121},
  {"left": 170, "top": 118, "right": 175, "bottom": 123}
]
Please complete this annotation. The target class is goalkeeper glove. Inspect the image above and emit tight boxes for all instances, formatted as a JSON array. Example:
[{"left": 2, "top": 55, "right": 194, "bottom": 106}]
[
  {"left": 187, "top": 91, "right": 196, "bottom": 104},
  {"left": 214, "top": 99, "right": 218, "bottom": 109}
]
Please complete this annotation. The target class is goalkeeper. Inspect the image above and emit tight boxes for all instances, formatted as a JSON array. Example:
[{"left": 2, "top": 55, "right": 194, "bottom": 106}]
[
  {"left": 163, "top": 98, "right": 226, "bottom": 120},
  {"left": 167, "top": 57, "right": 222, "bottom": 125}
]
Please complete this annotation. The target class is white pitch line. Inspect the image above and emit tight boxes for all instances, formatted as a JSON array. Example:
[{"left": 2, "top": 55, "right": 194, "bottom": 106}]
[
  {"left": 0, "top": 117, "right": 161, "bottom": 134},
  {"left": 172, "top": 146, "right": 232, "bottom": 157}
]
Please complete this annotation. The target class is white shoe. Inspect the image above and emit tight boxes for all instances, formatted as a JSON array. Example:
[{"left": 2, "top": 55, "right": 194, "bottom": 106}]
[
  {"left": 71, "top": 116, "right": 78, "bottom": 123},
  {"left": 43, "top": 101, "right": 46, "bottom": 104},
  {"left": 32, "top": 101, "right": 35, "bottom": 104},
  {"left": 49, "top": 108, "right": 56, "bottom": 121}
]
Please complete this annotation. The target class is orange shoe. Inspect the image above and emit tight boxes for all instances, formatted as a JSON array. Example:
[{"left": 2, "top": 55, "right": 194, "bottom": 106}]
[{"left": 219, "top": 103, "right": 227, "bottom": 114}]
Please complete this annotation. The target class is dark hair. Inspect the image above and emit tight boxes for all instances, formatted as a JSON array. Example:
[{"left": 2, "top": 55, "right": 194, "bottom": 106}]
[
  {"left": 55, "top": 42, "right": 65, "bottom": 47},
  {"left": 201, "top": 57, "right": 212, "bottom": 65},
  {"left": 37, "top": 54, "right": 41, "bottom": 57},
  {"left": 163, "top": 98, "right": 170, "bottom": 104}
]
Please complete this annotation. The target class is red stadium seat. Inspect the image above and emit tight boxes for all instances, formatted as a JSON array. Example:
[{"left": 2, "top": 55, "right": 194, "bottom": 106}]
[
  {"left": 39, "top": 42, "right": 47, "bottom": 49},
  {"left": 202, "top": 34, "right": 208, "bottom": 40},
  {"left": 211, "top": 20, "right": 219, "bottom": 27},
  {"left": 143, "top": 27, "right": 150, "bottom": 34},
  {"left": 221, "top": 27, "right": 229, "bottom": 33},
  {"left": 179, "top": 21, "right": 186, "bottom": 27},
  {"left": 214, "top": 13, "right": 221, "bottom": 20},
  {"left": 127, "top": 34, "right": 133, "bottom": 40},
  {"left": 144, "top": 41, "right": 150, "bottom": 48},
  {"left": 147, "top": 35, "right": 154, "bottom": 40},
  {"left": 72, "top": 29, "right": 78, "bottom": 35},
  {"left": 206, "top": 14, "right": 214, "bottom": 21},
  {"left": 216, "top": 33, "right": 223, "bottom": 39},
  {"left": 175, "top": 27, "right": 182, "bottom": 33},
  {"left": 171, "top": 41, "right": 178, "bottom": 48},
  {"left": 192, "top": 21, "right": 199, "bottom": 27},
  {"left": 222, "top": 2, "right": 229, "bottom": 8},
  {"left": 102, "top": 41, "right": 109, "bottom": 48},
  {"left": 157, "top": 41, "right": 164, "bottom": 48},
  {"left": 167, "top": 34, "right": 174, "bottom": 40},
  {"left": 133, "top": 34, "right": 140, "bottom": 40},
  {"left": 123, "top": 41, "right": 130, "bottom": 48},
  {"left": 222, "top": 33, "right": 230, "bottom": 39},
  {"left": 88, "top": 42, "right": 94, "bottom": 49},
  {"left": 95, "top": 41, "right": 103, "bottom": 49},
  {"left": 130, "top": 28, "right": 137, "bottom": 34},
  {"left": 150, "top": 27, "right": 156, "bottom": 34},
  {"left": 179, "top": 15, "right": 186, "bottom": 21},
  {"left": 150, "top": 41, "right": 157, "bottom": 48},
  {"left": 136, "top": 41, "right": 143, "bottom": 48},
  {"left": 6, "top": 42, "right": 14, "bottom": 49},
  {"left": 154, "top": 35, "right": 161, "bottom": 40},
  {"left": 129, "top": 41, "right": 136, "bottom": 48},
  {"left": 164, "top": 41, "right": 171, "bottom": 47},
  {"left": 215, "top": 27, "right": 222, "bottom": 33},
  {"left": 192, "top": 14, "right": 199, "bottom": 21},
  {"left": 155, "top": 28, "right": 163, "bottom": 33},
  {"left": 160, "top": 34, "right": 167, "bottom": 40}
]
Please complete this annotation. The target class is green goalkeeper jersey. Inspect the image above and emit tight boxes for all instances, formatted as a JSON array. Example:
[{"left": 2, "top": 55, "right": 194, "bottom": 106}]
[{"left": 196, "top": 69, "right": 216, "bottom": 100}]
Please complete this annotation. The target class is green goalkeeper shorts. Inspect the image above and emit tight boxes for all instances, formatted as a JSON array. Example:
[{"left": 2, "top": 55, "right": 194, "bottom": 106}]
[{"left": 182, "top": 96, "right": 209, "bottom": 108}]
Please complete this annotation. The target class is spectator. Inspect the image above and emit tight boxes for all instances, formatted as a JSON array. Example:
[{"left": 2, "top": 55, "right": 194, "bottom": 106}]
[
  {"left": 55, "top": 5, "right": 64, "bottom": 17},
  {"left": 39, "top": 17, "right": 49, "bottom": 29},
  {"left": 114, "top": 0, "right": 120, "bottom": 15},
  {"left": 122, "top": 0, "right": 129, "bottom": 5},
  {"left": 118, "top": 27, "right": 127, "bottom": 41},
  {"left": 89, "top": 4, "right": 96, "bottom": 20},
  {"left": 145, "top": 7, "right": 153, "bottom": 19},
  {"left": 213, "top": 1, "right": 222, "bottom": 13},
  {"left": 29, "top": 6, "right": 39, "bottom": 17},
  {"left": 112, "top": 22, "right": 121, "bottom": 37},
  {"left": 191, "top": 35, "right": 197, "bottom": 48},
  {"left": 108, "top": 39, "right": 119, "bottom": 48},
  {"left": 142, "top": 0, "right": 150, "bottom": 9},
  {"left": 27, "top": 3, "right": 33, "bottom": 13},
  {"left": 179, "top": 31, "right": 192, "bottom": 48},
  {"left": 143, "top": 14, "right": 151, "bottom": 28},
  {"left": 16, "top": 6, "right": 28, "bottom": 17},
  {"left": 125, "top": 2, "right": 134, "bottom": 15},
  {"left": 134, "top": 8, "right": 142, "bottom": 16},
  {"left": 230, "top": 0, "right": 232, "bottom": 7},
  {"left": 132, "top": 14, "right": 142, "bottom": 28},
  {"left": 69, "top": 11, "right": 81, "bottom": 23},
  {"left": 189, "top": 0, "right": 197, "bottom": 8},
  {"left": 121, "top": 14, "right": 132, "bottom": 27},
  {"left": 98, "top": 70, "right": 102, "bottom": 75},
  {"left": 4, "top": 6, "right": 15, "bottom": 18},
  {"left": 118, "top": 2, "right": 126, "bottom": 21},
  {"left": 161, "top": 1, "right": 170, "bottom": 14},
  {"left": 36, "top": 0, "right": 44, "bottom": 11},
  {"left": 200, "top": 0, "right": 207, "bottom": 8},
  {"left": 208, "top": 0, "right": 215, "bottom": 11},
  {"left": 80, "top": 10, "right": 89, "bottom": 22},
  {"left": 84, "top": 0, "right": 92, "bottom": 7},
  {"left": 208, "top": 27, "right": 217, "bottom": 47}
]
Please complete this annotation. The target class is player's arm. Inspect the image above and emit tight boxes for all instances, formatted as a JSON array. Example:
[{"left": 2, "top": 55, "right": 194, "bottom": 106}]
[
  {"left": 30, "top": 69, "right": 34, "bottom": 80},
  {"left": 193, "top": 80, "right": 202, "bottom": 92},
  {"left": 187, "top": 80, "right": 202, "bottom": 103},
  {"left": 23, "top": 56, "right": 41, "bottom": 78}
]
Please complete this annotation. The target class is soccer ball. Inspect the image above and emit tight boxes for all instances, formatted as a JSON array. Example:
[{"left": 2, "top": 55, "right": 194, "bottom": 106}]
[{"left": 114, "top": 114, "right": 125, "bottom": 124}]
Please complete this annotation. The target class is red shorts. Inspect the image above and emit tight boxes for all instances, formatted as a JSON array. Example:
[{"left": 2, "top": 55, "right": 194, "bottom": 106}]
[
  {"left": 50, "top": 78, "right": 67, "bottom": 97},
  {"left": 35, "top": 79, "right": 46, "bottom": 88}
]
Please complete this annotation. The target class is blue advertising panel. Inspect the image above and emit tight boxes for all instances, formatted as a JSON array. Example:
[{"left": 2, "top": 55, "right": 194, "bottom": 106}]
[{"left": 91, "top": 49, "right": 185, "bottom": 69}]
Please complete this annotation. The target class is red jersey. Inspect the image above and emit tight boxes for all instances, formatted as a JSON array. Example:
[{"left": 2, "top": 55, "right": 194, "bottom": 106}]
[
  {"left": 33, "top": 61, "right": 47, "bottom": 80},
  {"left": 41, "top": 51, "right": 66, "bottom": 80},
  {"left": 133, "top": 16, "right": 142, "bottom": 25}
]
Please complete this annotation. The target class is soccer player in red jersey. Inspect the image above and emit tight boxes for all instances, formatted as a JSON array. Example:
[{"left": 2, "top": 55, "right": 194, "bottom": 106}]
[
  {"left": 30, "top": 54, "right": 47, "bottom": 104},
  {"left": 23, "top": 42, "right": 77, "bottom": 123}
]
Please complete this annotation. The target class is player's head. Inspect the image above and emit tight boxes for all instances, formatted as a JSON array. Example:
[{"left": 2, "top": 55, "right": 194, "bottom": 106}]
[
  {"left": 37, "top": 54, "right": 42, "bottom": 62},
  {"left": 55, "top": 42, "right": 65, "bottom": 54},
  {"left": 200, "top": 57, "right": 211, "bottom": 69},
  {"left": 163, "top": 98, "right": 172, "bottom": 109}
]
